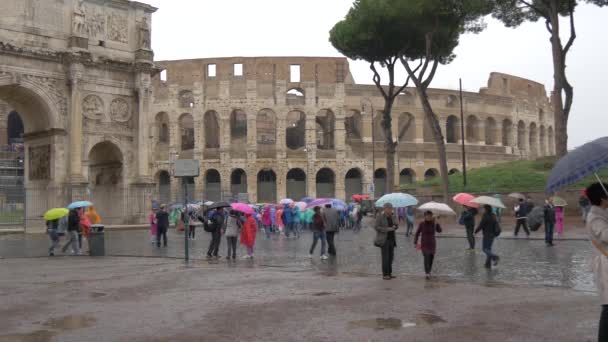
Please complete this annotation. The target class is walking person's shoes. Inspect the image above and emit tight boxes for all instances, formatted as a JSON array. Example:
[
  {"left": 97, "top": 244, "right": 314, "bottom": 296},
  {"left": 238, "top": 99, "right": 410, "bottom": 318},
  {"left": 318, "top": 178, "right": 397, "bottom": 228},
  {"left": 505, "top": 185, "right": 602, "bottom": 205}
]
[
  {"left": 320, "top": 255, "right": 329, "bottom": 260},
  {"left": 425, "top": 274, "right": 431, "bottom": 280},
  {"left": 206, "top": 255, "right": 212, "bottom": 260},
  {"left": 308, "top": 253, "right": 313, "bottom": 258},
  {"left": 390, "top": 275, "right": 396, "bottom": 279},
  {"left": 383, "top": 276, "right": 391, "bottom": 280},
  {"left": 493, "top": 256, "right": 500, "bottom": 266}
]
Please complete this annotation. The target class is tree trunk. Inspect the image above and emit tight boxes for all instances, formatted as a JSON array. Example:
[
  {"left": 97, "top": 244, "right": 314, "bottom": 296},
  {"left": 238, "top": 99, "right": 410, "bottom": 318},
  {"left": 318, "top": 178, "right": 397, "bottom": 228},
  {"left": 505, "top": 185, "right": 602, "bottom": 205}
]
[
  {"left": 382, "top": 99, "right": 397, "bottom": 194},
  {"left": 418, "top": 89, "right": 450, "bottom": 203},
  {"left": 548, "top": 4, "right": 569, "bottom": 157}
]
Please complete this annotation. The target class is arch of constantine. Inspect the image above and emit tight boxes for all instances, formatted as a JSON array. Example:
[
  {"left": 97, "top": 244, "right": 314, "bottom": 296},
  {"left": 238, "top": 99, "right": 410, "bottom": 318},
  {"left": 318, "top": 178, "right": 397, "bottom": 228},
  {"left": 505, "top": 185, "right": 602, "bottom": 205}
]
[{"left": 0, "top": 0, "right": 555, "bottom": 231}]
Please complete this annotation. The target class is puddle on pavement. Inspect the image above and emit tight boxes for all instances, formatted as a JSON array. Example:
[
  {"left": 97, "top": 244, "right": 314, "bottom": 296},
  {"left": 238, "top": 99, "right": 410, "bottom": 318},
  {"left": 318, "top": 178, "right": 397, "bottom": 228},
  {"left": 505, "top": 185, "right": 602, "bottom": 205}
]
[
  {"left": 312, "top": 292, "right": 332, "bottom": 296},
  {"left": 348, "top": 318, "right": 414, "bottom": 331},
  {"left": 0, "top": 315, "right": 96, "bottom": 342},
  {"left": 90, "top": 292, "right": 107, "bottom": 298},
  {"left": 416, "top": 312, "right": 447, "bottom": 325}
]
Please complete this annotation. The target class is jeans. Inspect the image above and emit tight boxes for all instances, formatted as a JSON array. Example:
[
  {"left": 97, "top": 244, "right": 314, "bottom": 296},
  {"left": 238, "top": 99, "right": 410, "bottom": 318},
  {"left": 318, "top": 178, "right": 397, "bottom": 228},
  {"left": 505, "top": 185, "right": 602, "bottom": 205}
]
[
  {"left": 465, "top": 224, "right": 475, "bottom": 249},
  {"left": 226, "top": 236, "right": 237, "bottom": 258},
  {"left": 156, "top": 226, "right": 168, "bottom": 247},
  {"left": 423, "top": 253, "right": 435, "bottom": 274},
  {"left": 326, "top": 231, "right": 337, "bottom": 256},
  {"left": 482, "top": 237, "right": 498, "bottom": 267},
  {"left": 381, "top": 242, "right": 395, "bottom": 277},
  {"left": 62, "top": 231, "right": 80, "bottom": 254},
  {"left": 599, "top": 305, "right": 608, "bottom": 342},
  {"left": 514, "top": 219, "right": 530, "bottom": 236},
  {"left": 309, "top": 231, "right": 327, "bottom": 256},
  {"left": 406, "top": 221, "right": 414, "bottom": 237},
  {"left": 545, "top": 221, "right": 554, "bottom": 244},
  {"left": 285, "top": 222, "right": 296, "bottom": 237},
  {"left": 207, "top": 229, "right": 221, "bottom": 256},
  {"left": 264, "top": 225, "right": 272, "bottom": 238},
  {"left": 48, "top": 229, "right": 60, "bottom": 255},
  {"left": 188, "top": 225, "right": 196, "bottom": 239}
]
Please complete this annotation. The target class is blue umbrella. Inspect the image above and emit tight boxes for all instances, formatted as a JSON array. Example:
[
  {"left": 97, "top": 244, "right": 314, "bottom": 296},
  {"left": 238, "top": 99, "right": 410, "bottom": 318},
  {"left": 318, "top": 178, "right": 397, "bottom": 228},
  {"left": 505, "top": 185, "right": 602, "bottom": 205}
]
[
  {"left": 67, "top": 200, "right": 93, "bottom": 209},
  {"left": 301, "top": 197, "right": 315, "bottom": 204},
  {"left": 375, "top": 193, "right": 418, "bottom": 208},
  {"left": 546, "top": 137, "right": 608, "bottom": 193}
]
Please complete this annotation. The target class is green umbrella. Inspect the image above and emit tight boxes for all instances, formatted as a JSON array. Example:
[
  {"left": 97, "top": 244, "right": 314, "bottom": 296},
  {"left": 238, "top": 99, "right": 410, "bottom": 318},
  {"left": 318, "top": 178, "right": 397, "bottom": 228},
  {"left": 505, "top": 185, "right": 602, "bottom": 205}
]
[{"left": 44, "top": 208, "right": 69, "bottom": 221}]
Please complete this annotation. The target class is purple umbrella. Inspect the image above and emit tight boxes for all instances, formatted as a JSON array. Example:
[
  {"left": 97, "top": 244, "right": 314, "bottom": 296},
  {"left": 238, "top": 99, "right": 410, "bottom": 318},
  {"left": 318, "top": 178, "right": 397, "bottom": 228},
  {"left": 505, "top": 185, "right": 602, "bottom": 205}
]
[
  {"left": 301, "top": 197, "right": 314, "bottom": 204},
  {"left": 306, "top": 198, "right": 333, "bottom": 209}
]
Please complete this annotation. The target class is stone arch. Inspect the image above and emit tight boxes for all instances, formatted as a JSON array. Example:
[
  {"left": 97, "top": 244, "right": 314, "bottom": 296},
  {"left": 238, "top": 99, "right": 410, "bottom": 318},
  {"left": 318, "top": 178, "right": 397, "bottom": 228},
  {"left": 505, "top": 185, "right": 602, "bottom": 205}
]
[
  {"left": 466, "top": 115, "right": 480, "bottom": 143},
  {"left": 286, "top": 110, "right": 306, "bottom": 150},
  {"left": 517, "top": 120, "right": 526, "bottom": 151},
  {"left": 88, "top": 141, "right": 124, "bottom": 224},
  {"left": 204, "top": 110, "right": 220, "bottom": 148},
  {"left": 398, "top": 112, "right": 415, "bottom": 142},
  {"left": 446, "top": 115, "right": 460, "bottom": 143},
  {"left": 548, "top": 126, "right": 555, "bottom": 156},
  {"left": 374, "top": 168, "right": 387, "bottom": 198},
  {"left": 529, "top": 122, "right": 538, "bottom": 157},
  {"left": 345, "top": 110, "right": 362, "bottom": 145},
  {"left": 316, "top": 168, "right": 335, "bottom": 198},
  {"left": 424, "top": 168, "right": 439, "bottom": 181},
  {"left": 540, "top": 125, "right": 546, "bottom": 157},
  {"left": 155, "top": 112, "right": 170, "bottom": 144},
  {"left": 449, "top": 168, "right": 460, "bottom": 175},
  {"left": 316, "top": 109, "right": 335, "bottom": 150},
  {"left": 345, "top": 168, "right": 363, "bottom": 200},
  {"left": 179, "top": 113, "right": 194, "bottom": 151},
  {"left": 204, "top": 169, "right": 221, "bottom": 201},
  {"left": 399, "top": 168, "right": 416, "bottom": 185},
  {"left": 156, "top": 170, "right": 171, "bottom": 204},
  {"left": 286, "top": 88, "right": 305, "bottom": 106},
  {"left": 178, "top": 90, "right": 194, "bottom": 108},
  {"left": 230, "top": 109, "right": 247, "bottom": 145},
  {"left": 485, "top": 117, "right": 497, "bottom": 145},
  {"left": 257, "top": 108, "right": 276, "bottom": 145},
  {"left": 502, "top": 119, "right": 513, "bottom": 147},
  {"left": 258, "top": 169, "right": 277, "bottom": 203},
  {"left": 231, "top": 168, "right": 247, "bottom": 198},
  {"left": 286, "top": 168, "right": 307, "bottom": 201}
]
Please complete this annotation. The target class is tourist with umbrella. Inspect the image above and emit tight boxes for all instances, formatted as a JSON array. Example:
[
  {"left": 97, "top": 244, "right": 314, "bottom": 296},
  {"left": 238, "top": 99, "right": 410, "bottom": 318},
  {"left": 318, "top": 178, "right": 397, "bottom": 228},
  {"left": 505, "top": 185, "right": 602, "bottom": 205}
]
[
  {"left": 61, "top": 208, "right": 81, "bottom": 255},
  {"left": 309, "top": 206, "right": 328, "bottom": 260},
  {"left": 374, "top": 203, "right": 398, "bottom": 280},
  {"left": 205, "top": 202, "right": 230, "bottom": 259},
  {"left": 155, "top": 204, "right": 169, "bottom": 248},
  {"left": 44, "top": 208, "right": 69, "bottom": 256},
  {"left": 543, "top": 197, "right": 556, "bottom": 246},
  {"left": 261, "top": 205, "right": 273, "bottom": 238},
  {"left": 322, "top": 203, "right": 339, "bottom": 257},
  {"left": 224, "top": 210, "right": 242, "bottom": 260},
  {"left": 475, "top": 204, "right": 501, "bottom": 269},
  {"left": 414, "top": 210, "right": 443, "bottom": 279},
  {"left": 241, "top": 211, "right": 257, "bottom": 259},
  {"left": 454, "top": 193, "right": 479, "bottom": 251}
]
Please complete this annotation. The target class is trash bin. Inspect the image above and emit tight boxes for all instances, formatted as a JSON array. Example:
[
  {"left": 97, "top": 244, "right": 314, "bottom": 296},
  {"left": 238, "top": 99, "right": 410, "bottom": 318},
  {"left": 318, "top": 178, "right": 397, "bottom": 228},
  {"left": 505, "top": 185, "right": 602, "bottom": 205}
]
[{"left": 89, "top": 224, "right": 105, "bottom": 256}]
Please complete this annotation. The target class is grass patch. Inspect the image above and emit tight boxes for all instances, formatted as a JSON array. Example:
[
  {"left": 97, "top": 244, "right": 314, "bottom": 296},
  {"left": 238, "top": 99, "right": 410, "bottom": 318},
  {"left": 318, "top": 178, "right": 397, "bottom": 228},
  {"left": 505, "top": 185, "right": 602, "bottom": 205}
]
[{"left": 409, "top": 157, "right": 608, "bottom": 194}]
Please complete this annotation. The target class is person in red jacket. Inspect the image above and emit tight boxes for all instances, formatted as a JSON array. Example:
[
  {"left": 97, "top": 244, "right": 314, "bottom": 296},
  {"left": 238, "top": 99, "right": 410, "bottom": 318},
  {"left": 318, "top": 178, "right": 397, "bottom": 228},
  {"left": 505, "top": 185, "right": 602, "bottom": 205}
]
[
  {"left": 414, "top": 211, "right": 442, "bottom": 279},
  {"left": 240, "top": 213, "right": 257, "bottom": 259}
]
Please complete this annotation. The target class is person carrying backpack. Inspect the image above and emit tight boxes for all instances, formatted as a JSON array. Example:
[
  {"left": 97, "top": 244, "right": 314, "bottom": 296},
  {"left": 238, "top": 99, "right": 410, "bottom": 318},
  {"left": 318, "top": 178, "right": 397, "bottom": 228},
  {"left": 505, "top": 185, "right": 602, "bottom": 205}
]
[
  {"left": 476, "top": 205, "right": 501, "bottom": 269},
  {"left": 206, "top": 208, "right": 226, "bottom": 259},
  {"left": 459, "top": 206, "right": 478, "bottom": 250}
]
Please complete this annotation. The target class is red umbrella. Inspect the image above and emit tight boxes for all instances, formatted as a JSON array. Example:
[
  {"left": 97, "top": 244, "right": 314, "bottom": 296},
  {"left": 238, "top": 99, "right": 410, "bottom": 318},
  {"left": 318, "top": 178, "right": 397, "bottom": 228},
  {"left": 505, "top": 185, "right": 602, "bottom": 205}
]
[
  {"left": 352, "top": 194, "right": 370, "bottom": 203},
  {"left": 452, "top": 193, "right": 479, "bottom": 208}
]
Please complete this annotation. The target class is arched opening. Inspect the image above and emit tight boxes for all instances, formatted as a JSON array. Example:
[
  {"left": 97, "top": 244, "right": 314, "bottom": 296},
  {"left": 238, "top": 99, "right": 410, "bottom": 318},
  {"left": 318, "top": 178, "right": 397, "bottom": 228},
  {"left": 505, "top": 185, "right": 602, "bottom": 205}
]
[
  {"left": 540, "top": 125, "right": 546, "bottom": 157},
  {"left": 485, "top": 117, "right": 497, "bottom": 145},
  {"left": 424, "top": 168, "right": 438, "bottom": 181},
  {"left": 345, "top": 168, "right": 363, "bottom": 200},
  {"left": 155, "top": 112, "right": 169, "bottom": 144},
  {"left": 502, "top": 119, "right": 513, "bottom": 147},
  {"left": 1, "top": 110, "right": 24, "bottom": 225},
  {"left": 257, "top": 109, "right": 276, "bottom": 146},
  {"left": 178, "top": 90, "right": 194, "bottom": 108},
  {"left": 548, "top": 127, "right": 555, "bottom": 156},
  {"left": 231, "top": 169, "right": 247, "bottom": 199},
  {"left": 257, "top": 169, "right": 277, "bottom": 203},
  {"left": 316, "top": 168, "right": 335, "bottom": 198},
  {"left": 179, "top": 114, "right": 194, "bottom": 151},
  {"left": 286, "top": 168, "right": 306, "bottom": 200},
  {"left": 529, "top": 123, "right": 538, "bottom": 157},
  {"left": 7, "top": 111, "right": 24, "bottom": 145},
  {"left": 517, "top": 121, "right": 526, "bottom": 151},
  {"left": 374, "top": 168, "right": 387, "bottom": 198},
  {"left": 286, "top": 88, "right": 305, "bottom": 106},
  {"left": 204, "top": 169, "right": 221, "bottom": 202},
  {"left": 230, "top": 109, "right": 247, "bottom": 146},
  {"left": 316, "top": 109, "right": 335, "bottom": 150},
  {"left": 157, "top": 170, "right": 171, "bottom": 204},
  {"left": 88, "top": 141, "right": 124, "bottom": 224},
  {"left": 466, "top": 115, "right": 479, "bottom": 143},
  {"left": 286, "top": 110, "right": 306, "bottom": 150},
  {"left": 345, "top": 110, "right": 362, "bottom": 146},
  {"left": 204, "top": 111, "right": 220, "bottom": 149},
  {"left": 539, "top": 109, "right": 545, "bottom": 123},
  {"left": 446, "top": 115, "right": 460, "bottom": 143},
  {"left": 449, "top": 168, "right": 460, "bottom": 175},
  {"left": 399, "top": 168, "right": 415, "bottom": 185},
  {"left": 398, "top": 113, "right": 415, "bottom": 142}
]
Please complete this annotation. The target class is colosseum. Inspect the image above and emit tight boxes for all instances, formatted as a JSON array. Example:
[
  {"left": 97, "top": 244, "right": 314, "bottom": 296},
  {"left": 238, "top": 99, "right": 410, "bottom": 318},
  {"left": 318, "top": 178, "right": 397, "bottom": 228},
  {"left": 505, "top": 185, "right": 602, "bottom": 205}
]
[
  {"left": 0, "top": 0, "right": 555, "bottom": 231},
  {"left": 150, "top": 57, "right": 555, "bottom": 205}
]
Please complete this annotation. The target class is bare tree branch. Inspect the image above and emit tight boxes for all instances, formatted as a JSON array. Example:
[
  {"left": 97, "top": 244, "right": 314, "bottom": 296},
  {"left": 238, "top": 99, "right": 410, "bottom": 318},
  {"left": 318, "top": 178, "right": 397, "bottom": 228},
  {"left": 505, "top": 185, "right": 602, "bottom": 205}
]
[
  {"left": 563, "top": 0, "right": 577, "bottom": 55},
  {"left": 370, "top": 62, "right": 388, "bottom": 100}
]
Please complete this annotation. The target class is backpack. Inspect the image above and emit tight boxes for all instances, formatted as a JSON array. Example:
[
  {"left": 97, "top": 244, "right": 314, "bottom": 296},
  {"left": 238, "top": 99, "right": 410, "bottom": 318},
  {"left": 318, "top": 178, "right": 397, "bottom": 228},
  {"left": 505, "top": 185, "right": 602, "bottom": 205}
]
[
  {"left": 458, "top": 212, "right": 465, "bottom": 226},
  {"left": 493, "top": 214, "right": 502, "bottom": 237}
]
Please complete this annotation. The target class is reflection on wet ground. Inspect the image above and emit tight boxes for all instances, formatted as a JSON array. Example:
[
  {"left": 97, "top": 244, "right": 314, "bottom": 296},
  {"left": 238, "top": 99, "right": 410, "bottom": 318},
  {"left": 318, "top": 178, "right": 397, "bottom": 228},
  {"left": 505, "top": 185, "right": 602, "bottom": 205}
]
[
  {"left": 348, "top": 311, "right": 447, "bottom": 331},
  {"left": 0, "top": 227, "right": 595, "bottom": 292},
  {"left": 0, "top": 315, "right": 96, "bottom": 342}
]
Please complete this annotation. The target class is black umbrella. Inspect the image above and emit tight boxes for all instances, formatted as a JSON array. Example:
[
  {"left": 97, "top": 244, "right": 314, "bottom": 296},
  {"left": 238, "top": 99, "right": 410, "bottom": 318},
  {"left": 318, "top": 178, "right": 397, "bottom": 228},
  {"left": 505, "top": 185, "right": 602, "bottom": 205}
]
[
  {"left": 528, "top": 206, "right": 544, "bottom": 231},
  {"left": 207, "top": 201, "right": 231, "bottom": 210}
]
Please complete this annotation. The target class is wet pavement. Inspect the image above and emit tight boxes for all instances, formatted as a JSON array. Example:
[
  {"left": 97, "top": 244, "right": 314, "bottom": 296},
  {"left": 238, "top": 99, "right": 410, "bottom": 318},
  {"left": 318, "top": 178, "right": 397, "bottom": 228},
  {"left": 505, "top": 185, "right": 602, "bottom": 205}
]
[{"left": 0, "top": 223, "right": 595, "bottom": 293}]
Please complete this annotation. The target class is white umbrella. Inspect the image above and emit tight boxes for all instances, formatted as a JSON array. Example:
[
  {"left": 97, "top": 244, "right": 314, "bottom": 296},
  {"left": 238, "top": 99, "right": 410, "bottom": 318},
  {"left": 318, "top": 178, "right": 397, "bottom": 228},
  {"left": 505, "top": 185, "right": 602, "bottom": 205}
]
[
  {"left": 417, "top": 202, "right": 456, "bottom": 216},
  {"left": 471, "top": 196, "right": 506, "bottom": 209}
]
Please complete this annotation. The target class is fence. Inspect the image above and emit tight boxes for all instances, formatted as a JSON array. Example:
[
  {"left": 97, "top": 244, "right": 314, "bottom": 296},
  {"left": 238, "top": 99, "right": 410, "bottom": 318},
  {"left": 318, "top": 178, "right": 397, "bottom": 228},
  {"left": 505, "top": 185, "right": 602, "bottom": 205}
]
[{"left": 0, "top": 148, "right": 24, "bottom": 228}]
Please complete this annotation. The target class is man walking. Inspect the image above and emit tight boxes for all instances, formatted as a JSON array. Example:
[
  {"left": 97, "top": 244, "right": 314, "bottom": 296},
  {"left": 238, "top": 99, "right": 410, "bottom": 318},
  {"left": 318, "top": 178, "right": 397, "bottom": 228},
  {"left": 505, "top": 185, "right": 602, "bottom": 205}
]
[
  {"left": 461, "top": 206, "right": 478, "bottom": 250},
  {"left": 61, "top": 209, "right": 80, "bottom": 255},
  {"left": 282, "top": 204, "right": 294, "bottom": 238},
  {"left": 155, "top": 204, "right": 169, "bottom": 247},
  {"left": 544, "top": 197, "right": 556, "bottom": 246},
  {"left": 207, "top": 208, "right": 225, "bottom": 258},
  {"left": 322, "top": 204, "right": 339, "bottom": 257},
  {"left": 514, "top": 198, "right": 530, "bottom": 237}
]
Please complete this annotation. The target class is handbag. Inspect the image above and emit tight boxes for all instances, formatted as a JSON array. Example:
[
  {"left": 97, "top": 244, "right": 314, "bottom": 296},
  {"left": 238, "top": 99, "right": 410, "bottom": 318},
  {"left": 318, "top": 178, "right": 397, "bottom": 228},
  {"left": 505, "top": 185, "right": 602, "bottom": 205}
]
[
  {"left": 374, "top": 232, "right": 386, "bottom": 248},
  {"left": 494, "top": 220, "right": 502, "bottom": 237}
]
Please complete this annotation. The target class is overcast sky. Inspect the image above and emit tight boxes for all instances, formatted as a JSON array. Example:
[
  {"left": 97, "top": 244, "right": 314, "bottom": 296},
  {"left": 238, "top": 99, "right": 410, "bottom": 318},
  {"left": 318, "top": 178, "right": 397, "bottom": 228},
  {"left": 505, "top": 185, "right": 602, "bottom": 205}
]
[{"left": 140, "top": 0, "right": 608, "bottom": 148}]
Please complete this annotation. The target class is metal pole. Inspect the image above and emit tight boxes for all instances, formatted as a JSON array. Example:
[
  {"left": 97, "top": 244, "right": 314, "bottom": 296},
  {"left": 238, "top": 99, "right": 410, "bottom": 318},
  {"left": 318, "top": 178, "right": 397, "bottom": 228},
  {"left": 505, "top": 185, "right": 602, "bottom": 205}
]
[
  {"left": 371, "top": 104, "right": 375, "bottom": 199},
  {"left": 184, "top": 180, "right": 189, "bottom": 262},
  {"left": 459, "top": 78, "right": 467, "bottom": 189}
]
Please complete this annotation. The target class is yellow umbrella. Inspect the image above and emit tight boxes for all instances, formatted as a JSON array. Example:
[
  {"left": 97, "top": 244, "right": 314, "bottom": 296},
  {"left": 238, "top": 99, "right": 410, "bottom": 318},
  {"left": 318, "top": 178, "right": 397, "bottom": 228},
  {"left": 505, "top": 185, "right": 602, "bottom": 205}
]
[
  {"left": 43, "top": 208, "right": 69, "bottom": 221},
  {"left": 552, "top": 196, "right": 568, "bottom": 207}
]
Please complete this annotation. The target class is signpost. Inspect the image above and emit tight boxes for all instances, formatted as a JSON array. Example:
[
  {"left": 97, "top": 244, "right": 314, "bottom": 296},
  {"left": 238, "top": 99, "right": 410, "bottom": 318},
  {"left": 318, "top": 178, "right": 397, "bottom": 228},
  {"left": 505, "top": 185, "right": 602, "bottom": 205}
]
[{"left": 173, "top": 159, "right": 200, "bottom": 262}]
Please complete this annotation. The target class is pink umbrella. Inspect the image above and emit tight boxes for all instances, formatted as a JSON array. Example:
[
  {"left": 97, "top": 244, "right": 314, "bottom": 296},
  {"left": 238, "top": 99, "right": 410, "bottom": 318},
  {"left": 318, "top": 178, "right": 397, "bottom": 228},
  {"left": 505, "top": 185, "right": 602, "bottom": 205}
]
[
  {"left": 452, "top": 193, "right": 479, "bottom": 208},
  {"left": 294, "top": 201, "right": 307, "bottom": 211},
  {"left": 231, "top": 203, "right": 254, "bottom": 215}
]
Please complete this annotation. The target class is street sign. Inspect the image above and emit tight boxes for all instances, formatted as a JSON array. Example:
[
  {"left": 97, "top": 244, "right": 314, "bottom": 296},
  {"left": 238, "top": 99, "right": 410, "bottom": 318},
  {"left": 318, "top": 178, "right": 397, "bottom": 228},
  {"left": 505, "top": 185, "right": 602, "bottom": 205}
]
[
  {"left": 367, "top": 184, "right": 375, "bottom": 194},
  {"left": 173, "top": 159, "right": 199, "bottom": 177}
]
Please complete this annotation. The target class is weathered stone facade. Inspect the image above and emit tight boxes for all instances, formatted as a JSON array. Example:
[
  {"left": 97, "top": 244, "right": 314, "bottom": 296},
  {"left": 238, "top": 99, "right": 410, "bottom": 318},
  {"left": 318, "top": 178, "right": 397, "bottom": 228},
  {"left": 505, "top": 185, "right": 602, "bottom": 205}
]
[
  {"left": 0, "top": 0, "right": 157, "bottom": 231},
  {"left": 151, "top": 57, "right": 555, "bottom": 204}
]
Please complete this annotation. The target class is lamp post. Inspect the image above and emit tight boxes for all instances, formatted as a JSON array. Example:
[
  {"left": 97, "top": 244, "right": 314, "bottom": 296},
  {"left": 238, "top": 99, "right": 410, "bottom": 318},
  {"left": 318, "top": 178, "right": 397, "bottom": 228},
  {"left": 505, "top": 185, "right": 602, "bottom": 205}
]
[{"left": 459, "top": 79, "right": 467, "bottom": 189}]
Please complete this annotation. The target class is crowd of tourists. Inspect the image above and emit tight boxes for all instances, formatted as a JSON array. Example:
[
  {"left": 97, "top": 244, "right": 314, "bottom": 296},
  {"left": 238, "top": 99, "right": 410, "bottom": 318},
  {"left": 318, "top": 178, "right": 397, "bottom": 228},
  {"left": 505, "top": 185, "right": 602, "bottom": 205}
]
[{"left": 45, "top": 206, "right": 101, "bottom": 256}]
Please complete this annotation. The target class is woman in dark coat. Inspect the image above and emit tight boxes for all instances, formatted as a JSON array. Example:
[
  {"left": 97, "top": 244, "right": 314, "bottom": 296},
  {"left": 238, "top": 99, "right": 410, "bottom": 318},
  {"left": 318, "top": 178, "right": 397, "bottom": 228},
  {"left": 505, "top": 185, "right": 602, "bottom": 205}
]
[
  {"left": 414, "top": 211, "right": 442, "bottom": 279},
  {"left": 475, "top": 205, "right": 501, "bottom": 269}
]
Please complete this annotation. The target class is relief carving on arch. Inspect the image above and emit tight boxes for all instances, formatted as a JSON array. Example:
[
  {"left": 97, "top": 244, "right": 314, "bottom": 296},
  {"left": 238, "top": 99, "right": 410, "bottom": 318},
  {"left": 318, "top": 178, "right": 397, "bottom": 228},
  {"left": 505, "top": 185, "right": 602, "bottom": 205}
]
[
  {"left": 110, "top": 98, "right": 131, "bottom": 123},
  {"left": 82, "top": 95, "right": 104, "bottom": 120},
  {"left": 108, "top": 12, "right": 128, "bottom": 43}
]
